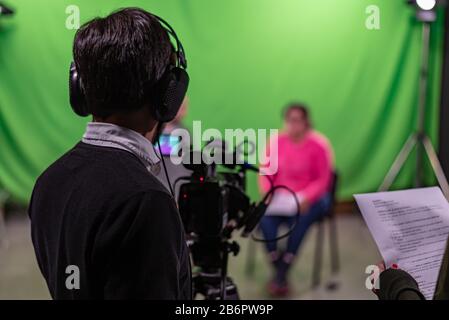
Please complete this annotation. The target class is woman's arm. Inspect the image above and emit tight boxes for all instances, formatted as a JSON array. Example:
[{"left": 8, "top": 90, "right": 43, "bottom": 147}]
[
  {"left": 258, "top": 136, "right": 278, "bottom": 194},
  {"left": 298, "top": 142, "right": 333, "bottom": 205}
]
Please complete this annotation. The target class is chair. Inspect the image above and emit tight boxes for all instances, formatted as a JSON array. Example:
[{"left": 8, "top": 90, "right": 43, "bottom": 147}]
[
  {"left": 245, "top": 172, "right": 341, "bottom": 285},
  {"left": 311, "top": 172, "right": 340, "bottom": 289}
]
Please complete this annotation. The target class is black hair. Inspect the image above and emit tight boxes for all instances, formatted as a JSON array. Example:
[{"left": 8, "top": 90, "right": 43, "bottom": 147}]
[
  {"left": 283, "top": 103, "right": 311, "bottom": 127},
  {"left": 73, "top": 8, "right": 173, "bottom": 117}
]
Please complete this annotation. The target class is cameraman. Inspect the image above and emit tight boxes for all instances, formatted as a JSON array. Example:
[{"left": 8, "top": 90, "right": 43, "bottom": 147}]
[{"left": 28, "top": 8, "right": 191, "bottom": 300}]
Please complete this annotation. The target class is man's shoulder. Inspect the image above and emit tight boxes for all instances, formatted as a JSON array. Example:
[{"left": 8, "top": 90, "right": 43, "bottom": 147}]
[
  {"left": 33, "top": 143, "right": 80, "bottom": 187},
  {"left": 33, "top": 142, "right": 171, "bottom": 199}
]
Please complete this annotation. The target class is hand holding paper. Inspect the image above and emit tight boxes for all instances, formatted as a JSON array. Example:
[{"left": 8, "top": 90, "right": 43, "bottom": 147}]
[{"left": 354, "top": 187, "right": 449, "bottom": 300}]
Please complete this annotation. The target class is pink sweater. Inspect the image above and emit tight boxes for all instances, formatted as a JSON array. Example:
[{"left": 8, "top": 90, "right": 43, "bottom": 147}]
[{"left": 259, "top": 131, "right": 334, "bottom": 205}]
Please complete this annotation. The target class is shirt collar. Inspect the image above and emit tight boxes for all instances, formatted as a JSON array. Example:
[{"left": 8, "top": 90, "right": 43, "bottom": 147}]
[{"left": 82, "top": 122, "right": 161, "bottom": 172}]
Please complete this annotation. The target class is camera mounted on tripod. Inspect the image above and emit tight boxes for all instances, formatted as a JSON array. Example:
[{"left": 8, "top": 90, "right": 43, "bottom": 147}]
[{"left": 176, "top": 142, "right": 269, "bottom": 299}]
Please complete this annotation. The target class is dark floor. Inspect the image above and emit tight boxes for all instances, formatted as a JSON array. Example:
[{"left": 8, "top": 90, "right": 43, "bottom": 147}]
[{"left": 0, "top": 213, "right": 380, "bottom": 300}]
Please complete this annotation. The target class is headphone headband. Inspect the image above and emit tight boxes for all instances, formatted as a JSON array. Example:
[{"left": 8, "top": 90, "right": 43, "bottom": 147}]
[{"left": 151, "top": 14, "right": 187, "bottom": 69}]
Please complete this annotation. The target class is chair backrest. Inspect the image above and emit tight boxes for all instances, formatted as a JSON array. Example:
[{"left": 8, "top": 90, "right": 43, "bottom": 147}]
[
  {"left": 330, "top": 171, "right": 339, "bottom": 202},
  {"left": 327, "top": 171, "right": 339, "bottom": 217}
]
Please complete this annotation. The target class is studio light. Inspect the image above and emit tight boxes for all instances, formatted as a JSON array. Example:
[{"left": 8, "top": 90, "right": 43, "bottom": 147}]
[
  {"left": 416, "top": 0, "right": 437, "bottom": 10},
  {"left": 380, "top": 0, "right": 449, "bottom": 199},
  {"left": 407, "top": 0, "right": 441, "bottom": 23},
  {"left": 0, "top": 1, "right": 14, "bottom": 16}
]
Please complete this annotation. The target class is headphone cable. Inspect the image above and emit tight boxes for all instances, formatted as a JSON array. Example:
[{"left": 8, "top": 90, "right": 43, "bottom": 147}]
[
  {"left": 157, "top": 140, "right": 175, "bottom": 198},
  {"left": 250, "top": 184, "right": 301, "bottom": 243},
  {"left": 153, "top": 122, "right": 175, "bottom": 198}
]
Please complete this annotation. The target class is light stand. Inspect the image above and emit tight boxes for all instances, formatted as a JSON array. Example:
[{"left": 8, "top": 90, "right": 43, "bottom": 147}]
[
  {"left": 379, "top": 4, "right": 449, "bottom": 200},
  {"left": 0, "top": 190, "right": 9, "bottom": 249},
  {"left": 0, "top": 1, "right": 14, "bottom": 249}
]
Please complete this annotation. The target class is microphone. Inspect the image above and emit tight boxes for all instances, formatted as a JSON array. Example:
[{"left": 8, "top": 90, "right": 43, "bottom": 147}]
[
  {"left": 204, "top": 139, "right": 260, "bottom": 173},
  {"left": 240, "top": 202, "right": 268, "bottom": 237},
  {"left": 221, "top": 159, "right": 259, "bottom": 173},
  {"left": 239, "top": 162, "right": 259, "bottom": 173}
]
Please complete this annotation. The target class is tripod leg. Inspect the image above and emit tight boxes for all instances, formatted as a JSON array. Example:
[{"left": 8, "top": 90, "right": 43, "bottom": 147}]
[
  {"left": 329, "top": 214, "right": 339, "bottom": 275},
  {"left": 416, "top": 142, "right": 425, "bottom": 187},
  {"left": 379, "top": 134, "right": 417, "bottom": 192},
  {"left": 422, "top": 136, "right": 449, "bottom": 200},
  {"left": 0, "top": 191, "right": 9, "bottom": 249},
  {"left": 0, "top": 204, "right": 6, "bottom": 249},
  {"left": 312, "top": 221, "right": 324, "bottom": 288}
]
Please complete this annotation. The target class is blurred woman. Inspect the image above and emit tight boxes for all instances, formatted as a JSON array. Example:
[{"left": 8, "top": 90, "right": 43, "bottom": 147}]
[{"left": 259, "top": 103, "right": 334, "bottom": 296}]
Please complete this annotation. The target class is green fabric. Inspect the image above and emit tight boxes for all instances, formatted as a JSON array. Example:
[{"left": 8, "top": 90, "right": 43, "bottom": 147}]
[{"left": 0, "top": 0, "right": 445, "bottom": 203}]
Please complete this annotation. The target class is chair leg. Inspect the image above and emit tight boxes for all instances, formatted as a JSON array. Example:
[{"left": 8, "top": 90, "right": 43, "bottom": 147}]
[
  {"left": 312, "top": 221, "right": 324, "bottom": 288},
  {"left": 328, "top": 214, "right": 340, "bottom": 275},
  {"left": 245, "top": 236, "right": 256, "bottom": 277}
]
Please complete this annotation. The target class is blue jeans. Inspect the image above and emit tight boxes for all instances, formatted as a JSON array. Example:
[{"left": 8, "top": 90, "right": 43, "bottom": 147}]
[{"left": 259, "top": 193, "right": 331, "bottom": 255}]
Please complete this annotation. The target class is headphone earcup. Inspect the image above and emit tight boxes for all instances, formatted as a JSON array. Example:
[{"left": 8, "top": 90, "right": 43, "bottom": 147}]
[
  {"left": 152, "top": 67, "right": 189, "bottom": 122},
  {"left": 69, "top": 62, "right": 90, "bottom": 117}
]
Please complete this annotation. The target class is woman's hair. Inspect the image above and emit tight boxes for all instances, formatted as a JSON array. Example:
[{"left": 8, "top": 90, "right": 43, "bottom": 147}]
[{"left": 282, "top": 103, "right": 312, "bottom": 128}]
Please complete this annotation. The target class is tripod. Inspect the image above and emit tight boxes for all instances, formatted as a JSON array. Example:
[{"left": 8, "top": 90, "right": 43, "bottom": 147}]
[
  {"left": 191, "top": 238, "right": 241, "bottom": 300},
  {"left": 191, "top": 237, "right": 240, "bottom": 300},
  {"left": 379, "top": 22, "right": 449, "bottom": 199}
]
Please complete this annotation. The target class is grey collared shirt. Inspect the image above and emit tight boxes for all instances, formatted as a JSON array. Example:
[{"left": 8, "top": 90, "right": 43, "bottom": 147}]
[{"left": 82, "top": 122, "right": 161, "bottom": 174}]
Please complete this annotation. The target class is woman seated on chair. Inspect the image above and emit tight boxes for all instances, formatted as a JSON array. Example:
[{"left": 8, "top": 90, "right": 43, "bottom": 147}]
[{"left": 259, "top": 103, "right": 335, "bottom": 297}]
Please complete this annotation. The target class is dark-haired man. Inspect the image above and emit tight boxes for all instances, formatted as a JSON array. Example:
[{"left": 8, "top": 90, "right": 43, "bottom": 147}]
[{"left": 29, "top": 8, "right": 191, "bottom": 300}]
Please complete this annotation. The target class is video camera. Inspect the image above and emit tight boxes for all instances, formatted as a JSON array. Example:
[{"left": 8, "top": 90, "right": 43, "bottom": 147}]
[{"left": 175, "top": 144, "right": 268, "bottom": 299}]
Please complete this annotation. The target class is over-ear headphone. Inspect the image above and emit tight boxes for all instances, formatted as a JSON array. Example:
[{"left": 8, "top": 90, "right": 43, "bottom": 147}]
[{"left": 69, "top": 14, "right": 189, "bottom": 122}]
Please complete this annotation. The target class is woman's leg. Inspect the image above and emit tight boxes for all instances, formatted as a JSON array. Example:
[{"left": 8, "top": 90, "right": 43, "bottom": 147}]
[
  {"left": 259, "top": 215, "right": 289, "bottom": 294},
  {"left": 275, "top": 194, "right": 332, "bottom": 288},
  {"left": 286, "top": 194, "right": 331, "bottom": 257},
  {"left": 259, "top": 215, "right": 284, "bottom": 254}
]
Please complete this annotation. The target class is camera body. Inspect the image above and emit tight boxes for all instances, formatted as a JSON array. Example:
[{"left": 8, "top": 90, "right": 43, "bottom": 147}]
[
  {"left": 178, "top": 169, "right": 250, "bottom": 269},
  {"left": 174, "top": 146, "right": 269, "bottom": 299}
]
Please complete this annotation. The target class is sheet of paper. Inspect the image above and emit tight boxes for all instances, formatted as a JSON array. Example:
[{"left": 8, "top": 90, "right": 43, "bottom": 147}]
[
  {"left": 354, "top": 187, "right": 449, "bottom": 300},
  {"left": 265, "top": 193, "right": 299, "bottom": 216}
]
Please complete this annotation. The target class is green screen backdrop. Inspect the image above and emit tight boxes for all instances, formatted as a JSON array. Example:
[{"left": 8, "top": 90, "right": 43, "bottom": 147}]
[{"left": 0, "top": 0, "right": 445, "bottom": 203}]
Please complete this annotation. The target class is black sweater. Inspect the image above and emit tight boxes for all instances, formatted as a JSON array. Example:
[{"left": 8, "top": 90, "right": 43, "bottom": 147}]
[{"left": 29, "top": 142, "right": 191, "bottom": 300}]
